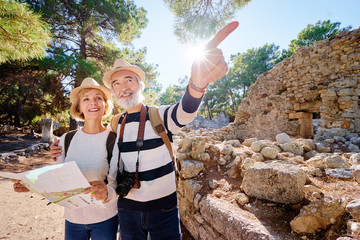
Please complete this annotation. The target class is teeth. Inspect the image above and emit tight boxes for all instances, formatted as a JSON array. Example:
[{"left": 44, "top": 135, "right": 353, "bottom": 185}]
[
  {"left": 120, "top": 91, "right": 133, "bottom": 97},
  {"left": 89, "top": 109, "right": 99, "bottom": 112}
]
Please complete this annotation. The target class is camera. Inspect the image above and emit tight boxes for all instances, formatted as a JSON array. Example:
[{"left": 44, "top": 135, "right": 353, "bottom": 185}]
[{"left": 115, "top": 171, "right": 138, "bottom": 197}]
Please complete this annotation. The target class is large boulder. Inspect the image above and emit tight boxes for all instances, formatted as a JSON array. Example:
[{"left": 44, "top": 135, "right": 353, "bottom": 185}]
[
  {"left": 199, "top": 196, "right": 277, "bottom": 240},
  {"left": 241, "top": 162, "right": 307, "bottom": 204}
]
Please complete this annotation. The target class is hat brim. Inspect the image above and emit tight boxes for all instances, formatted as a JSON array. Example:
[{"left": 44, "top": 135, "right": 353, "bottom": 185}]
[
  {"left": 70, "top": 85, "right": 112, "bottom": 104},
  {"left": 103, "top": 66, "right": 145, "bottom": 89}
]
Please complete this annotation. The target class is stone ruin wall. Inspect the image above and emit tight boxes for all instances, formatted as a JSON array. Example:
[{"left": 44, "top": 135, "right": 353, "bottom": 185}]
[{"left": 234, "top": 27, "right": 360, "bottom": 141}]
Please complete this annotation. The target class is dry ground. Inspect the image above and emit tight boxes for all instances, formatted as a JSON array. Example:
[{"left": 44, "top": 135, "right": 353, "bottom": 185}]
[{"left": 0, "top": 152, "right": 65, "bottom": 240}]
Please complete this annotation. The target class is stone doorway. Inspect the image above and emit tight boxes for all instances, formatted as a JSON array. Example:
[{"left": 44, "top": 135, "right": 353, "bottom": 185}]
[{"left": 289, "top": 101, "right": 322, "bottom": 139}]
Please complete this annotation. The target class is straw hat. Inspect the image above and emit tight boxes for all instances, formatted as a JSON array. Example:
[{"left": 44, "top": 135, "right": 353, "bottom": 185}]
[
  {"left": 70, "top": 78, "right": 111, "bottom": 104},
  {"left": 102, "top": 59, "right": 145, "bottom": 88}
]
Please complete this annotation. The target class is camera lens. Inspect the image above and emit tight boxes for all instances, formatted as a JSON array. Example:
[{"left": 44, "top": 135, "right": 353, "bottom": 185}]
[{"left": 115, "top": 172, "right": 136, "bottom": 197}]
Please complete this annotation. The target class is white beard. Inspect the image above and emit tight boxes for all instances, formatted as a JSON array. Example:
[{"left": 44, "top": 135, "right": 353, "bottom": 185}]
[{"left": 113, "top": 88, "right": 144, "bottom": 110}]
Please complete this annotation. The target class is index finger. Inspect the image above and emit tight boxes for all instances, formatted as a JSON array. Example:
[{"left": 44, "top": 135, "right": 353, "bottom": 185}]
[{"left": 205, "top": 21, "right": 239, "bottom": 50}]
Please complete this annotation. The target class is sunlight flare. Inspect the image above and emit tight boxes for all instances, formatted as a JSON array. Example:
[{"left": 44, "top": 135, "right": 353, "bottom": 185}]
[{"left": 186, "top": 44, "right": 206, "bottom": 62}]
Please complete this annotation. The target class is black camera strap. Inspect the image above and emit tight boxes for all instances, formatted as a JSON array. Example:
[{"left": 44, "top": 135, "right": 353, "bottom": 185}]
[{"left": 117, "top": 104, "right": 147, "bottom": 189}]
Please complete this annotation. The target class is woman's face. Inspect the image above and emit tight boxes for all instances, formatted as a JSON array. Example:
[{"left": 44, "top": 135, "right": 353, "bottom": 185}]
[{"left": 78, "top": 89, "right": 106, "bottom": 121}]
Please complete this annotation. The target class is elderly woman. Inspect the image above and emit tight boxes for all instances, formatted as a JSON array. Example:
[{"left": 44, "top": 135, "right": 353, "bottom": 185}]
[{"left": 13, "top": 78, "right": 118, "bottom": 240}]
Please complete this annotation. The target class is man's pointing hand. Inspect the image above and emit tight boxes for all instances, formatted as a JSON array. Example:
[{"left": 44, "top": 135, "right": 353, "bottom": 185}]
[{"left": 189, "top": 21, "right": 239, "bottom": 97}]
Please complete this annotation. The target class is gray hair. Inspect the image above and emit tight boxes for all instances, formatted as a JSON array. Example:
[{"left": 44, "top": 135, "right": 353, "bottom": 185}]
[
  {"left": 110, "top": 74, "right": 145, "bottom": 93},
  {"left": 135, "top": 74, "right": 145, "bottom": 92}
]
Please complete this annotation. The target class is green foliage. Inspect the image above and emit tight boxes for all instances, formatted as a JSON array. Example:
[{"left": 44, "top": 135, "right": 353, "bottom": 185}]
[
  {"left": 158, "top": 75, "right": 187, "bottom": 106},
  {"left": 159, "top": 85, "right": 186, "bottom": 106},
  {"left": 230, "top": 43, "right": 280, "bottom": 94},
  {"left": 0, "top": 58, "right": 69, "bottom": 126},
  {"left": 0, "top": 0, "right": 51, "bottom": 63},
  {"left": 164, "top": 0, "right": 250, "bottom": 43},
  {"left": 0, "top": 1, "right": 162, "bottom": 127},
  {"left": 278, "top": 20, "right": 352, "bottom": 62},
  {"left": 24, "top": 0, "right": 148, "bottom": 86}
]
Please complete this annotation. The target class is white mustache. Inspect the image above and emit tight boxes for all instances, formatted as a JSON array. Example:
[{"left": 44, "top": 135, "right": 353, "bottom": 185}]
[{"left": 119, "top": 90, "right": 134, "bottom": 97}]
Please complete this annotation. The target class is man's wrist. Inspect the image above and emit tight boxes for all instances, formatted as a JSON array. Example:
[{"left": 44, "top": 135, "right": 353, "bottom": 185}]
[{"left": 189, "top": 78, "right": 208, "bottom": 93}]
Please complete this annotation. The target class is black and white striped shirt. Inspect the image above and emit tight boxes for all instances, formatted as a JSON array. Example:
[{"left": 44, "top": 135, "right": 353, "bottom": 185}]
[{"left": 107, "top": 88, "right": 202, "bottom": 211}]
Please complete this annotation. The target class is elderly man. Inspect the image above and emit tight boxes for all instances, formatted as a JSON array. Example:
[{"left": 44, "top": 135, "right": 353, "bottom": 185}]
[{"left": 51, "top": 21, "right": 239, "bottom": 240}]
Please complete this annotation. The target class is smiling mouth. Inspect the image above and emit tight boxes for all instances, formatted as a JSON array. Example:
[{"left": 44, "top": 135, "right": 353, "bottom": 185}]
[
  {"left": 89, "top": 108, "right": 99, "bottom": 112},
  {"left": 120, "top": 90, "right": 134, "bottom": 98}
]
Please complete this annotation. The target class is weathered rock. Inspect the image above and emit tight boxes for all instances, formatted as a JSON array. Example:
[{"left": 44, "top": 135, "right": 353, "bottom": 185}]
[
  {"left": 192, "top": 137, "right": 207, "bottom": 153},
  {"left": 220, "top": 144, "right": 234, "bottom": 155},
  {"left": 315, "top": 143, "right": 332, "bottom": 153},
  {"left": 207, "top": 144, "right": 221, "bottom": 156},
  {"left": 40, "top": 119, "right": 53, "bottom": 143},
  {"left": 347, "top": 143, "right": 360, "bottom": 152},
  {"left": 218, "top": 157, "right": 227, "bottom": 166},
  {"left": 353, "top": 165, "right": 360, "bottom": 183},
  {"left": 251, "top": 153, "right": 264, "bottom": 162},
  {"left": 337, "top": 237, "right": 354, "bottom": 240},
  {"left": 199, "top": 196, "right": 277, "bottom": 240},
  {"left": 224, "top": 155, "right": 232, "bottom": 162},
  {"left": 224, "top": 140, "right": 241, "bottom": 147},
  {"left": 241, "top": 158, "right": 256, "bottom": 171},
  {"left": 304, "top": 150, "right": 318, "bottom": 160},
  {"left": 297, "top": 139, "right": 316, "bottom": 152},
  {"left": 179, "top": 179, "right": 203, "bottom": 203},
  {"left": 275, "top": 133, "right": 291, "bottom": 144},
  {"left": 225, "top": 156, "right": 242, "bottom": 178},
  {"left": 301, "top": 167, "right": 323, "bottom": 177},
  {"left": 250, "top": 140, "right": 273, "bottom": 153},
  {"left": 303, "top": 185, "right": 322, "bottom": 197},
  {"left": 234, "top": 193, "right": 249, "bottom": 206},
  {"left": 180, "top": 160, "right": 204, "bottom": 179},
  {"left": 324, "top": 155, "right": 350, "bottom": 168},
  {"left": 176, "top": 152, "right": 190, "bottom": 161},
  {"left": 178, "top": 137, "right": 193, "bottom": 153},
  {"left": 242, "top": 162, "right": 307, "bottom": 204},
  {"left": 349, "top": 153, "right": 360, "bottom": 166},
  {"left": 346, "top": 220, "right": 360, "bottom": 237},
  {"left": 191, "top": 152, "right": 210, "bottom": 162},
  {"left": 208, "top": 180, "right": 219, "bottom": 189},
  {"left": 306, "top": 153, "right": 329, "bottom": 169},
  {"left": 280, "top": 142, "right": 304, "bottom": 156},
  {"left": 290, "top": 198, "right": 345, "bottom": 234},
  {"left": 242, "top": 138, "right": 257, "bottom": 147},
  {"left": 346, "top": 199, "right": 360, "bottom": 221},
  {"left": 260, "top": 147, "right": 279, "bottom": 160},
  {"left": 325, "top": 168, "right": 354, "bottom": 179},
  {"left": 188, "top": 112, "right": 229, "bottom": 130},
  {"left": 323, "top": 128, "right": 350, "bottom": 138}
]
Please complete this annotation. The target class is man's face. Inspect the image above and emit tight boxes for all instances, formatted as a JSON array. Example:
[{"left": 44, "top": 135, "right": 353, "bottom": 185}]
[{"left": 110, "top": 70, "right": 144, "bottom": 110}]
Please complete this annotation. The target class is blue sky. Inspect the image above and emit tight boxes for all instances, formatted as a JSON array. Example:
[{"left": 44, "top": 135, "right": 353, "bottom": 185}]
[{"left": 132, "top": 0, "right": 360, "bottom": 91}]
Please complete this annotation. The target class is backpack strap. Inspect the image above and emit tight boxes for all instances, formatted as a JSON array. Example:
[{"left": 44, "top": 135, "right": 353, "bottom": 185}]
[
  {"left": 104, "top": 131, "right": 117, "bottom": 184},
  {"left": 110, "top": 113, "right": 122, "bottom": 133},
  {"left": 64, "top": 130, "right": 77, "bottom": 158},
  {"left": 148, "top": 106, "right": 181, "bottom": 172},
  {"left": 106, "top": 131, "right": 117, "bottom": 165}
]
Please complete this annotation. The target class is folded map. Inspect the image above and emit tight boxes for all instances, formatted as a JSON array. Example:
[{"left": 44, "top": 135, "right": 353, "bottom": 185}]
[{"left": 0, "top": 161, "right": 104, "bottom": 209}]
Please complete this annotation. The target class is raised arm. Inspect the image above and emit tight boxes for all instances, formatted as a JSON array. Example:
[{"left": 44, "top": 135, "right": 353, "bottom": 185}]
[{"left": 189, "top": 21, "right": 239, "bottom": 98}]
